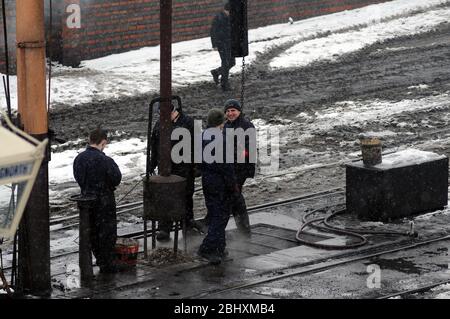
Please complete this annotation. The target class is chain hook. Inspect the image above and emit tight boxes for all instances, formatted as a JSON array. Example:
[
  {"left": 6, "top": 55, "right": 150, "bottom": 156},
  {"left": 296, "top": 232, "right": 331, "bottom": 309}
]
[{"left": 240, "top": 56, "right": 246, "bottom": 111}]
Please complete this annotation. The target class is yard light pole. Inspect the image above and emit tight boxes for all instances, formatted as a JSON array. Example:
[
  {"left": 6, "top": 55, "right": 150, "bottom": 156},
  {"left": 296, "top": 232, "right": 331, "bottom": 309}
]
[
  {"left": 16, "top": 0, "right": 51, "bottom": 296},
  {"left": 159, "top": 0, "right": 172, "bottom": 177},
  {"left": 143, "top": 0, "right": 186, "bottom": 256}
]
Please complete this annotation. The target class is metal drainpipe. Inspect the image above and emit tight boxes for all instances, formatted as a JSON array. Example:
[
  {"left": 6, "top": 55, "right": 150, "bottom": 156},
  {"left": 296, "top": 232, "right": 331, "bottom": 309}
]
[
  {"left": 159, "top": 0, "right": 172, "bottom": 177},
  {"left": 16, "top": 0, "right": 51, "bottom": 296}
]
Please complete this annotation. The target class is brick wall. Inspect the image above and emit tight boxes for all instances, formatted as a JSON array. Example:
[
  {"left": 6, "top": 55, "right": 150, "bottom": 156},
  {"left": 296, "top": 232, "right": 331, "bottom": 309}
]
[
  {"left": 1, "top": 0, "right": 391, "bottom": 72},
  {"left": 0, "top": 0, "right": 15, "bottom": 74},
  {"left": 0, "top": 0, "right": 60, "bottom": 73}
]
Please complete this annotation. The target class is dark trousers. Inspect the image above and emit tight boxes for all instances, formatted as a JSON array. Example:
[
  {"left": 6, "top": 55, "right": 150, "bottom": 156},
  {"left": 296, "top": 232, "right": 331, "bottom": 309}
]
[
  {"left": 200, "top": 190, "right": 231, "bottom": 254},
  {"left": 89, "top": 199, "right": 117, "bottom": 269},
  {"left": 213, "top": 46, "right": 235, "bottom": 87},
  {"left": 231, "top": 177, "right": 250, "bottom": 234}
]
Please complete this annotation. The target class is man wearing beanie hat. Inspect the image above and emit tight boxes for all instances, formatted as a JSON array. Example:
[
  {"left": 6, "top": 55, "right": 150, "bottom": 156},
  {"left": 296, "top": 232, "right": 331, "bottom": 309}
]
[
  {"left": 223, "top": 99, "right": 255, "bottom": 237},
  {"left": 210, "top": 2, "right": 235, "bottom": 91},
  {"left": 149, "top": 102, "right": 199, "bottom": 241},
  {"left": 198, "top": 108, "right": 237, "bottom": 264},
  {"left": 207, "top": 108, "right": 225, "bottom": 128}
]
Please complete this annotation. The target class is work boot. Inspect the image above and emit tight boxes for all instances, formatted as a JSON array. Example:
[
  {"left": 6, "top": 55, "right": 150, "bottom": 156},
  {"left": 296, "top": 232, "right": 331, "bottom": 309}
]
[
  {"left": 99, "top": 264, "right": 119, "bottom": 274},
  {"left": 156, "top": 230, "right": 170, "bottom": 241},
  {"left": 221, "top": 83, "right": 231, "bottom": 91},
  {"left": 219, "top": 249, "right": 229, "bottom": 258},
  {"left": 239, "top": 229, "right": 252, "bottom": 239},
  {"left": 185, "top": 219, "right": 205, "bottom": 234},
  {"left": 211, "top": 69, "right": 220, "bottom": 85},
  {"left": 197, "top": 249, "right": 222, "bottom": 265}
]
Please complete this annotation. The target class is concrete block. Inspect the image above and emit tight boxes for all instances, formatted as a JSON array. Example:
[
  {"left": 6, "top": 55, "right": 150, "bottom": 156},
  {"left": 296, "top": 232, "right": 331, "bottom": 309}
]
[{"left": 346, "top": 149, "right": 448, "bottom": 221}]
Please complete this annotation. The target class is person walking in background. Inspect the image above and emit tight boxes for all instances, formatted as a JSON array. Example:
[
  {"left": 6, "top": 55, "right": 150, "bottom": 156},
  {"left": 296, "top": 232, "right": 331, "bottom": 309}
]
[
  {"left": 73, "top": 128, "right": 122, "bottom": 274},
  {"left": 198, "top": 108, "right": 238, "bottom": 265},
  {"left": 223, "top": 99, "right": 256, "bottom": 237},
  {"left": 210, "top": 2, "right": 235, "bottom": 92},
  {"left": 149, "top": 103, "right": 199, "bottom": 241}
]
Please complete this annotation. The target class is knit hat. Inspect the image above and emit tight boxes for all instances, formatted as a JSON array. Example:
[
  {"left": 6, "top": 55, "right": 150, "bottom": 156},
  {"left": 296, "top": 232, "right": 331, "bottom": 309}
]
[
  {"left": 224, "top": 99, "right": 242, "bottom": 112},
  {"left": 155, "top": 102, "right": 178, "bottom": 114},
  {"left": 207, "top": 108, "right": 225, "bottom": 127}
]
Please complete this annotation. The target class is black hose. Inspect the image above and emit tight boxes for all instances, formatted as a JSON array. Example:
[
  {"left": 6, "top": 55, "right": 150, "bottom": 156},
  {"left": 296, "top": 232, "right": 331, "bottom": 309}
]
[
  {"left": 296, "top": 207, "right": 417, "bottom": 250},
  {"left": 296, "top": 208, "right": 367, "bottom": 249}
]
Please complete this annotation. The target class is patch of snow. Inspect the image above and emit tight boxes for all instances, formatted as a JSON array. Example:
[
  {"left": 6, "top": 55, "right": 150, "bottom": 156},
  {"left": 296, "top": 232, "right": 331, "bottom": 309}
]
[
  {"left": 360, "top": 131, "right": 398, "bottom": 138},
  {"left": 433, "top": 283, "right": 450, "bottom": 299},
  {"left": 251, "top": 286, "right": 294, "bottom": 297},
  {"left": 310, "top": 94, "right": 450, "bottom": 133},
  {"left": 373, "top": 148, "right": 446, "bottom": 169},
  {"left": 270, "top": 6, "right": 450, "bottom": 69},
  {"left": 408, "top": 84, "right": 430, "bottom": 90}
]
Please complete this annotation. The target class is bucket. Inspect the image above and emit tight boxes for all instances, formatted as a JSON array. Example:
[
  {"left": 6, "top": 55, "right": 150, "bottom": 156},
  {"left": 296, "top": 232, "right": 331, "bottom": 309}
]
[
  {"left": 115, "top": 237, "right": 139, "bottom": 267},
  {"left": 360, "top": 137, "right": 382, "bottom": 166}
]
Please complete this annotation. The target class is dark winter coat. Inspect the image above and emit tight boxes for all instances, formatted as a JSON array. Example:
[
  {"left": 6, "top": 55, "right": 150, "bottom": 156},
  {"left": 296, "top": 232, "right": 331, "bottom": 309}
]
[
  {"left": 210, "top": 11, "right": 231, "bottom": 50},
  {"left": 150, "top": 112, "right": 195, "bottom": 191},
  {"left": 224, "top": 115, "right": 256, "bottom": 183},
  {"left": 73, "top": 146, "right": 122, "bottom": 198},
  {"left": 201, "top": 128, "right": 236, "bottom": 196}
]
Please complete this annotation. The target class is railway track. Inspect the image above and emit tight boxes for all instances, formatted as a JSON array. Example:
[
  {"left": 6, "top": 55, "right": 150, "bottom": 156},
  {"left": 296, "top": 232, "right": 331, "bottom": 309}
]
[
  {"left": 1, "top": 187, "right": 345, "bottom": 273},
  {"left": 185, "top": 234, "right": 450, "bottom": 299}
]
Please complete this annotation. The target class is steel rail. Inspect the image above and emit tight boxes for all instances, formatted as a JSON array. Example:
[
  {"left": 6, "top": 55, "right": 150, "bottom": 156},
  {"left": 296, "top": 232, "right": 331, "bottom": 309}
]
[
  {"left": 187, "top": 234, "right": 450, "bottom": 299},
  {"left": 49, "top": 186, "right": 345, "bottom": 231},
  {"left": 377, "top": 279, "right": 450, "bottom": 299},
  {"left": 1, "top": 190, "right": 345, "bottom": 272}
]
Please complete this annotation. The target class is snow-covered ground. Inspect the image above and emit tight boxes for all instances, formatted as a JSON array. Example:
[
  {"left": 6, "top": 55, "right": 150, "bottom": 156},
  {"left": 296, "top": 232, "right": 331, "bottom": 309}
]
[{"left": 0, "top": 0, "right": 449, "bottom": 109}]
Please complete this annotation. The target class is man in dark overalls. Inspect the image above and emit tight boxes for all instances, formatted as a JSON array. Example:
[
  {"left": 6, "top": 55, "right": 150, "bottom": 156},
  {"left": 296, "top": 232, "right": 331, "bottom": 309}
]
[
  {"left": 73, "top": 128, "right": 122, "bottom": 273},
  {"left": 210, "top": 2, "right": 235, "bottom": 91},
  {"left": 223, "top": 99, "right": 256, "bottom": 237},
  {"left": 198, "top": 108, "right": 237, "bottom": 265},
  {"left": 150, "top": 103, "right": 197, "bottom": 241}
]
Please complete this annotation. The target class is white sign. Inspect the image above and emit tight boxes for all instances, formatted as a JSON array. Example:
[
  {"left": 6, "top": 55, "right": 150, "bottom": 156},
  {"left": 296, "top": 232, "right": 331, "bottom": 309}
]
[
  {"left": 66, "top": 4, "right": 81, "bottom": 29},
  {"left": 0, "top": 113, "right": 48, "bottom": 238}
]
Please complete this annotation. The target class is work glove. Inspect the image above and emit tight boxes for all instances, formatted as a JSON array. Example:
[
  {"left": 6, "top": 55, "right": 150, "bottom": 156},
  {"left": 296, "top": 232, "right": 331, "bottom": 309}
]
[{"left": 193, "top": 166, "right": 202, "bottom": 178}]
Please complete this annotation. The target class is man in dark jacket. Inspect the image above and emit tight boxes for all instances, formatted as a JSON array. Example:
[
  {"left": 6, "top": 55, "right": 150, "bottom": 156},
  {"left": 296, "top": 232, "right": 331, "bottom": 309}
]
[
  {"left": 150, "top": 103, "right": 197, "bottom": 241},
  {"left": 198, "top": 108, "right": 237, "bottom": 265},
  {"left": 223, "top": 99, "right": 256, "bottom": 237},
  {"left": 210, "top": 2, "right": 235, "bottom": 91},
  {"left": 73, "top": 128, "right": 122, "bottom": 273}
]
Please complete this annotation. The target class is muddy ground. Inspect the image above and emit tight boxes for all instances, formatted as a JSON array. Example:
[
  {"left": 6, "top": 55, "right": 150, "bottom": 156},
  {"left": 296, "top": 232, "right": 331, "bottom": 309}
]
[{"left": 49, "top": 22, "right": 450, "bottom": 216}]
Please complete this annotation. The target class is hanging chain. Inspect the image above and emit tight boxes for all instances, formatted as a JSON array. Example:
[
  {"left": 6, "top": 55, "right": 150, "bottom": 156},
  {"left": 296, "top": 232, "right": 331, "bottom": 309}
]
[{"left": 240, "top": 56, "right": 246, "bottom": 111}]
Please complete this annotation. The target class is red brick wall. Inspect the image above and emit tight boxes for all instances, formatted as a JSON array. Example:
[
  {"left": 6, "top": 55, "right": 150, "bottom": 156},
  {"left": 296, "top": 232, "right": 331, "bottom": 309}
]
[
  {"left": 0, "top": 0, "right": 15, "bottom": 74},
  {"left": 1, "top": 0, "right": 392, "bottom": 72}
]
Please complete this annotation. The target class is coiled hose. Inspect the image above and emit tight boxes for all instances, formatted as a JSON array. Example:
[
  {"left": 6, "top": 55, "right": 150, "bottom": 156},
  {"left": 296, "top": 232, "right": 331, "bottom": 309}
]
[{"left": 296, "top": 207, "right": 418, "bottom": 250}]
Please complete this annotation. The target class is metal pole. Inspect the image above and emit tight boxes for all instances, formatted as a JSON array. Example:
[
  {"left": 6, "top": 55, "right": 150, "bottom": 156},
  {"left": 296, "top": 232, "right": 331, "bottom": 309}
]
[
  {"left": 159, "top": 0, "right": 172, "bottom": 177},
  {"left": 152, "top": 221, "right": 156, "bottom": 249},
  {"left": 78, "top": 201, "right": 93, "bottom": 285},
  {"left": 16, "top": 0, "right": 51, "bottom": 296},
  {"left": 47, "top": 0, "right": 52, "bottom": 110},
  {"left": 1, "top": 0, "right": 11, "bottom": 119},
  {"left": 183, "top": 218, "right": 187, "bottom": 253},
  {"left": 173, "top": 221, "right": 178, "bottom": 257}
]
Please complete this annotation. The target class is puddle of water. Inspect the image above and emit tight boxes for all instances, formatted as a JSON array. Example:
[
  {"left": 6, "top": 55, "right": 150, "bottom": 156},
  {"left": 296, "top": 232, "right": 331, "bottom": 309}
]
[{"left": 365, "top": 257, "right": 425, "bottom": 274}]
